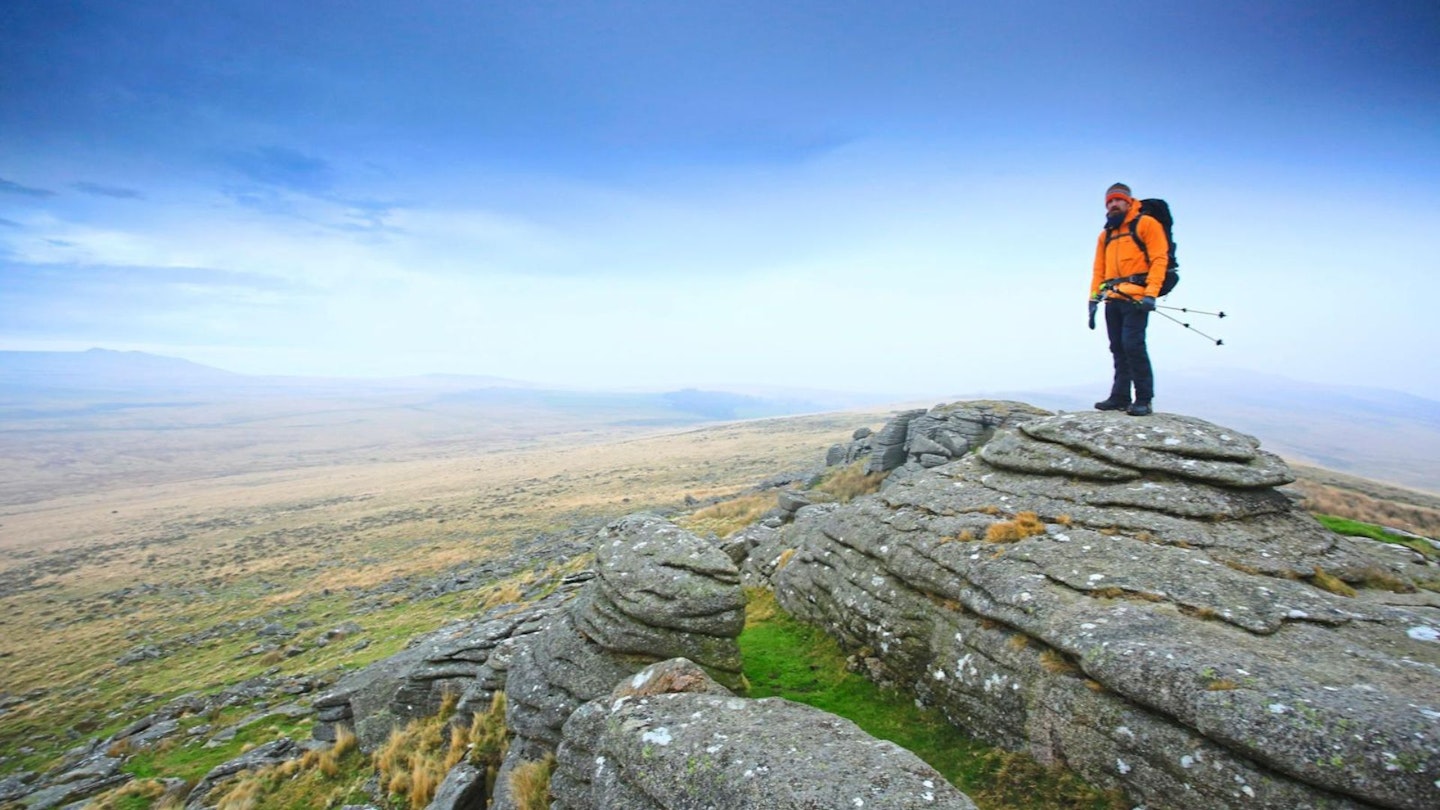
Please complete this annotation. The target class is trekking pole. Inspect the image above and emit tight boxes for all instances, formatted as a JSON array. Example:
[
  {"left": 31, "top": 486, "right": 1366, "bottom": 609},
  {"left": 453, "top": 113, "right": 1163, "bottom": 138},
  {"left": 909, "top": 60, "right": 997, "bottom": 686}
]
[
  {"left": 1153, "top": 308, "right": 1224, "bottom": 345},
  {"left": 1100, "top": 285, "right": 1226, "bottom": 346},
  {"left": 1156, "top": 304, "right": 1225, "bottom": 318}
]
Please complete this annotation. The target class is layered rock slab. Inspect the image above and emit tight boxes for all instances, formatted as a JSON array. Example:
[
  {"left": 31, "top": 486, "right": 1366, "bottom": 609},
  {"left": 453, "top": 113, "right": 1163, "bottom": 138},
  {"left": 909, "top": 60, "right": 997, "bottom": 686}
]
[
  {"left": 551, "top": 658, "right": 978, "bottom": 810},
  {"left": 774, "top": 409, "right": 1440, "bottom": 810}
]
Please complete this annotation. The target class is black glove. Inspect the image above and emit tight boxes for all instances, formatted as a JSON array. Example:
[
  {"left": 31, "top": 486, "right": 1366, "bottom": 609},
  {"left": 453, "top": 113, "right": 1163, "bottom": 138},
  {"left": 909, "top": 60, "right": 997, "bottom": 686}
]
[
  {"left": 1139, "top": 296, "right": 1156, "bottom": 312},
  {"left": 1087, "top": 300, "right": 1098, "bottom": 330}
]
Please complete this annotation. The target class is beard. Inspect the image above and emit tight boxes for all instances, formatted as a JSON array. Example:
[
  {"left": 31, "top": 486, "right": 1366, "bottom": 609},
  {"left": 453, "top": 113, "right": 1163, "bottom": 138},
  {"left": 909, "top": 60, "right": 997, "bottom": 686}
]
[{"left": 1105, "top": 211, "right": 1125, "bottom": 229}]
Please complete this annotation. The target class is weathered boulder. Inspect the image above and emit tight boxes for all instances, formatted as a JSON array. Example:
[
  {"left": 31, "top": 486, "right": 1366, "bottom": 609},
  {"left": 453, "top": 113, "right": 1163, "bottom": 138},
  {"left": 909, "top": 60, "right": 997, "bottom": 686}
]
[
  {"left": 551, "top": 658, "right": 978, "bottom": 810},
  {"left": 313, "top": 581, "right": 582, "bottom": 750},
  {"left": 828, "top": 426, "right": 878, "bottom": 467},
  {"left": 865, "top": 408, "right": 927, "bottom": 473},
  {"left": 774, "top": 408, "right": 1440, "bottom": 810},
  {"left": 848, "top": 401, "right": 1051, "bottom": 474},
  {"left": 424, "top": 761, "right": 486, "bottom": 810},
  {"left": 493, "top": 514, "right": 746, "bottom": 809}
]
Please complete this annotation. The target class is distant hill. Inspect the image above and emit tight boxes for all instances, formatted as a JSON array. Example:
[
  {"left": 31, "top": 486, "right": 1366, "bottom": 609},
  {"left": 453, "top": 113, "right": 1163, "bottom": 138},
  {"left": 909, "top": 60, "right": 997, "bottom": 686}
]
[
  {"left": 0, "top": 349, "right": 542, "bottom": 396},
  {"left": 0, "top": 348, "right": 243, "bottom": 391},
  {"left": 0, "top": 349, "right": 885, "bottom": 417},
  {"left": 977, "top": 369, "right": 1440, "bottom": 493}
]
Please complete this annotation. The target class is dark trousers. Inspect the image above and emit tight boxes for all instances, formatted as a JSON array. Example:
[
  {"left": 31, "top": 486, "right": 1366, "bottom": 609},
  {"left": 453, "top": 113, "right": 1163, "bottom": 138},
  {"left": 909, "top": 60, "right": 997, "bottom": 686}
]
[{"left": 1105, "top": 300, "right": 1153, "bottom": 404}]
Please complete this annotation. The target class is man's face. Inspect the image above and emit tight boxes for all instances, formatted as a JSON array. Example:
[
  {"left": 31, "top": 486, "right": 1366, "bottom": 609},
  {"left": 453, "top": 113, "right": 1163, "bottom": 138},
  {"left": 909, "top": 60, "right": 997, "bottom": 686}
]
[{"left": 1106, "top": 196, "right": 1131, "bottom": 218}]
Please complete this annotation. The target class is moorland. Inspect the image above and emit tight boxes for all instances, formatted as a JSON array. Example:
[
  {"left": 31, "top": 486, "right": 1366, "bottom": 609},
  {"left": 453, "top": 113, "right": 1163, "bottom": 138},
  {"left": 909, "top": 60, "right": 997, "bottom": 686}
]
[{"left": 2, "top": 351, "right": 1438, "bottom": 808}]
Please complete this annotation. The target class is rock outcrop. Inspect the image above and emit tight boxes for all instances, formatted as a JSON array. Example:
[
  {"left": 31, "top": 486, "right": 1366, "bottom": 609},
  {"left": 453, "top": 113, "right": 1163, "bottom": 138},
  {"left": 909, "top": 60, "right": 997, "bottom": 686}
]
[
  {"left": 773, "top": 408, "right": 1440, "bottom": 810},
  {"left": 834, "top": 400, "right": 1050, "bottom": 475},
  {"left": 551, "top": 658, "right": 978, "bottom": 809},
  {"left": 492, "top": 514, "right": 748, "bottom": 808},
  {"left": 313, "top": 577, "right": 587, "bottom": 751}
]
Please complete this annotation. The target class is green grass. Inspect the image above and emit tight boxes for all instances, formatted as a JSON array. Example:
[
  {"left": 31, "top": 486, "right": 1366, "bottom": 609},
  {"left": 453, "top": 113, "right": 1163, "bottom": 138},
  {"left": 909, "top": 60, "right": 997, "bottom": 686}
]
[
  {"left": 1315, "top": 514, "right": 1437, "bottom": 559},
  {"left": 121, "top": 709, "right": 314, "bottom": 783},
  {"left": 738, "top": 590, "right": 1121, "bottom": 810}
]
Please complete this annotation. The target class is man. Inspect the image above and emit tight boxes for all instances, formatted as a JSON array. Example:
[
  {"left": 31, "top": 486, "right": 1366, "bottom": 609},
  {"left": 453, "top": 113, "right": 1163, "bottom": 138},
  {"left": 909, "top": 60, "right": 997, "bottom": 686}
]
[{"left": 1089, "top": 182, "right": 1168, "bottom": 417}]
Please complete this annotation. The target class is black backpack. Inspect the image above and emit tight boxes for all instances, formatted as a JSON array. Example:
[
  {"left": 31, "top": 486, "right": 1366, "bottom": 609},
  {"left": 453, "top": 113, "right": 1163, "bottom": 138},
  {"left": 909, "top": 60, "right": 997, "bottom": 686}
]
[{"left": 1108, "top": 198, "right": 1179, "bottom": 296}]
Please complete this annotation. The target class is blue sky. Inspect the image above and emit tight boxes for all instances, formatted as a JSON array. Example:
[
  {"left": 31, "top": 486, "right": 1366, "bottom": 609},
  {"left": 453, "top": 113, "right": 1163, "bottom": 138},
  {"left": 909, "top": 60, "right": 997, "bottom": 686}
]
[{"left": 2, "top": 1, "right": 1438, "bottom": 400}]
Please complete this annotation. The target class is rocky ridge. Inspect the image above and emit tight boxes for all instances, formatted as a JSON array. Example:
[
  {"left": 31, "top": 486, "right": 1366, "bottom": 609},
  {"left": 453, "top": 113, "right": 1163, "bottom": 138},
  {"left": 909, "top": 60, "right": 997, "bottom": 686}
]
[{"left": 778, "top": 403, "right": 1440, "bottom": 809}]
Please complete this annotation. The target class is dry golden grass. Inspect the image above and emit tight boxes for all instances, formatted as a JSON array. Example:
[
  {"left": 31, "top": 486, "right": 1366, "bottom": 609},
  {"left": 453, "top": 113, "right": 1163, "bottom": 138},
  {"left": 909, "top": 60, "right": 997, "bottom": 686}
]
[
  {"left": 811, "top": 460, "right": 887, "bottom": 502},
  {"left": 371, "top": 687, "right": 476, "bottom": 808},
  {"left": 408, "top": 756, "right": 439, "bottom": 810},
  {"left": 1038, "top": 649, "right": 1079, "bottom": 676},
  {"left": 509, "top": 754, "right": 556, "bottom": 810},
  {"left": 87, "top": 778, "right": 167, "bottom": 809},
  {"left": 984, "top": 512, "right": 1046, "bottom": 543},
  {"left": 775, "top": 548, "right": 797, "bottom": 570},
  {"left": 480, "top": 579, "right": 528, "bottom": 611},
  {"left": 213, "top": 772, "right": 262, "bottom": 810},
  {"left": 743, "top": 587, "right": 781, "bottom": 627},
  {"left": 468, "top": 692, "right": 511, "bottom": 771},
  {"left": 678, "top": 491, "right": 776, "bottom": 538},
  {"left": 1206, "top": 679, "right": 1240, "bottom": 691},
  {"left": 1310, "top": 567, "right": 1357, "bottom": 598},
  {"left": 334, "top": 724, "right": 358, "bottom": 756}
]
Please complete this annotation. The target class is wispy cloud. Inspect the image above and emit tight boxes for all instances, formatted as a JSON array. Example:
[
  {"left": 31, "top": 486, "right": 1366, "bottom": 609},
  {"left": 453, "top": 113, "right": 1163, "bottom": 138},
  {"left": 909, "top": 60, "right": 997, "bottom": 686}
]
[
  {"left": 0, "top": 218, "right": 20, "bottom": 228},
  {"left": 0, "top": 178, "right": 55, "bottom": 198},
  {"left": 72, "top": 181, "right": 144, "bottom": 199},
  {"left": 0, "top": 261, "right": 314, "bottom": 345},
  {"left": 226, "top": 146, "right": 335, "bottom": 194}
]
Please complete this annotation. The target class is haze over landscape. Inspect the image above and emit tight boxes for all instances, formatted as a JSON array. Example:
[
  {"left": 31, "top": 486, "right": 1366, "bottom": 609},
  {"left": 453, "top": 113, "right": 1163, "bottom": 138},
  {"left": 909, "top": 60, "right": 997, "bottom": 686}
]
[
  {"left": 6, "top": 7, "right": 1440, "bottom": 807},
  {"left": 3, "top": 1, "right": 1438, "bottom": 400}
]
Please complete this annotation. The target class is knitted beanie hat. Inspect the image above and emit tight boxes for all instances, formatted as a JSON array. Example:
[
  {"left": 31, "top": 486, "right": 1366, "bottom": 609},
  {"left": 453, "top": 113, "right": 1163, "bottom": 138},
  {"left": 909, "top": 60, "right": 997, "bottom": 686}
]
[{"left": 1105, "top": 182, "right": 1133, "bottom": 202}]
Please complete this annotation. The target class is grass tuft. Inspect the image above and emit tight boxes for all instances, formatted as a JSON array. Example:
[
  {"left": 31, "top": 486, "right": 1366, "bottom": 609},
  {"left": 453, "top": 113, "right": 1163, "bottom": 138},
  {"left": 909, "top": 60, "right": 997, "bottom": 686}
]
[
  {"left": 372, "top": 688, "right": 478, "bottom": 809},
  {"left": 1039, "top": 649, "right": 1080, "bottom": 676},
  {"left": 1309, "top": 567, "right": 1357, "bottom": 598},
  {"left": 509, "top": 754, "right": 556, "bottom": 810},
  {"left": 409, "top": 755, "right": 439, "bottom": 809},
  {"left": 811, "top": 460, "right": 887, "bottom": 502},
  {"left": 469, "top": 692, "right": 511, "bottom": 771},
  {"left": 775, "top": 548, "right": 797, "bottom": 570},
  {"left": 679, "top": 491, "right": 776, "bottom": 537},
  {"left": 985, "top": 512, "right": 1046, "bottom": 543}
]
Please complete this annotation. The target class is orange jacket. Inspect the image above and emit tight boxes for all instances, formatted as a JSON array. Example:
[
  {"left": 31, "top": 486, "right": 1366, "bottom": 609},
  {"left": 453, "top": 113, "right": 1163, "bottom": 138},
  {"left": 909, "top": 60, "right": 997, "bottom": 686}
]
[{"left": 1091, "top": 201, "right": 1169, "bottom": 301}]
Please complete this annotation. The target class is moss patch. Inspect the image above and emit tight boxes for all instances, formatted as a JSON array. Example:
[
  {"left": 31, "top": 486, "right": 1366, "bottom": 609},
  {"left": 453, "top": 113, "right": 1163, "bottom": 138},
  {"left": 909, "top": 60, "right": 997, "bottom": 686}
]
[{"left": 739, "top": 590, "right": 1121, "bottom": 810}]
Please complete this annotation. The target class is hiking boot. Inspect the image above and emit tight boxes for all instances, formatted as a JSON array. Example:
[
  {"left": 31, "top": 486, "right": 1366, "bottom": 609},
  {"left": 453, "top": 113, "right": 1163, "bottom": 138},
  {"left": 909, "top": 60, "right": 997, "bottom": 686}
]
[
  {"left": 1094, "top": 398, "right": 1130, "bottom": 411},
  {"left": 1126, "top": 402, "right": 1153, "bottom": 416}
]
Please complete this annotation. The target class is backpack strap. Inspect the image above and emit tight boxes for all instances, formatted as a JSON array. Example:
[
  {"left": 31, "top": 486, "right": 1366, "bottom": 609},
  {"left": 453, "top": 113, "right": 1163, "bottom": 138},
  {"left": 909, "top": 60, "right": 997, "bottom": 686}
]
[
  {"left": 1104, "top": 214, "right": 1152, "bottom": 266},
  {"left": 1127, "top": 216, "right": 1151, "bottom": 266}
]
